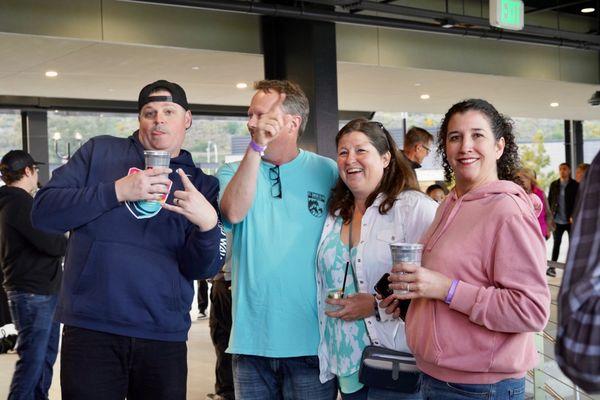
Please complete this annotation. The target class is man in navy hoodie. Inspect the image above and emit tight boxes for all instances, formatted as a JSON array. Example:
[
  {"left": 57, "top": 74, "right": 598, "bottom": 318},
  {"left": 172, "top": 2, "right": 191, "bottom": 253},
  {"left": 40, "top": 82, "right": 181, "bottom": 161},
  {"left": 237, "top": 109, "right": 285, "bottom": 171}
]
[{"left": 32, "top": 80, "right": 226, "bottom": 400}]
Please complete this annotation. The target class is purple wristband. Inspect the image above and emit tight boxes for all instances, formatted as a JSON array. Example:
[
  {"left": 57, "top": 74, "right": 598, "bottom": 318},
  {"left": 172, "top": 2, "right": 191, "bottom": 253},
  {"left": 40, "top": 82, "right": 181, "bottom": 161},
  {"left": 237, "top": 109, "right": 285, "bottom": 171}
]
[
  {"left": 444, "top": 279, "right": 459, "bottom": 304},
  {"left": 249, "top": 140, "right": 267, "bottom": 154}
]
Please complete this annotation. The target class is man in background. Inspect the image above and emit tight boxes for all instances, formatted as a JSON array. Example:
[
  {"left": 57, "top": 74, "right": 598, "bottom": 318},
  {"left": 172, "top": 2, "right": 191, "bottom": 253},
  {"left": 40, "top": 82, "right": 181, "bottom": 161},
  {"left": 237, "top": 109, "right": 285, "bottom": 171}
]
[
  {"left": 401, "top": 126, "right": 434, "bottom": 181},
  {"left": 0, "top": 150, "right": 67, "bottom": 399}
]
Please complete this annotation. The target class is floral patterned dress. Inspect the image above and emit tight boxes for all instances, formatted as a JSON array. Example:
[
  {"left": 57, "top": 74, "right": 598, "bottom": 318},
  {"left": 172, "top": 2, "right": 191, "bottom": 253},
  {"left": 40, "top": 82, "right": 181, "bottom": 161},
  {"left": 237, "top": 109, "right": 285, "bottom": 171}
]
[{"left": 318, "top": 216, "right": 370, "bottom": 392}]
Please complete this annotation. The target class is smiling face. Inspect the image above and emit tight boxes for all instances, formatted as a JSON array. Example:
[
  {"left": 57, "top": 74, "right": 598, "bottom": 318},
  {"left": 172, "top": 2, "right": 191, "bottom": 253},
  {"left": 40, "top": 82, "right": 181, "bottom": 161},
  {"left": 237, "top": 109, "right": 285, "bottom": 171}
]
[
  {"left": 337, "top": 130, "right": 391, "bottom": 202},
  {"left": 138, "top": 89, "right": 192, "bottom": 157},
  {"left": 445, "top": 110, "right": 505, "bottom": 196}
]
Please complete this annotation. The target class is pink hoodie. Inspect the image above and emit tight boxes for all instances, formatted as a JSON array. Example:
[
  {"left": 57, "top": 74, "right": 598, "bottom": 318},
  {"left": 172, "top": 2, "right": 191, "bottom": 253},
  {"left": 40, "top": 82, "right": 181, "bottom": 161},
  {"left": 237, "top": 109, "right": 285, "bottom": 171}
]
[{"left": 406, "top": 180, "right": 550, "bottom": 384}]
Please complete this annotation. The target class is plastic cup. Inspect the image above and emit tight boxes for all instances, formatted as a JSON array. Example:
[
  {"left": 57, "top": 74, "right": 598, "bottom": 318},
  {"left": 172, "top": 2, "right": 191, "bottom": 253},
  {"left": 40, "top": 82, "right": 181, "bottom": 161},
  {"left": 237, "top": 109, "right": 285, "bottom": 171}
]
[
  {"left": 325, "top": 289, "right": 344, "bottom": 313},
  {"left": 390, "top": 243, "right": 423, "bottom": 295},
  {"left": 144, "top": 150, "right": 170, "bottom": 203}
]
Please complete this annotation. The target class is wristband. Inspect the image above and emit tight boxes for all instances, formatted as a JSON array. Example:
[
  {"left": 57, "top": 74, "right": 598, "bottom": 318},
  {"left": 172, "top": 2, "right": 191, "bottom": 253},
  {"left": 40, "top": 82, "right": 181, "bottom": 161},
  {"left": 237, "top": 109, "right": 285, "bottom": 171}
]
[
  {"left": 249, "top": 140, "right": 267, "bottom": 156},
  {"left": 444, "top": 279, "right": 459, "bottom": 304}
]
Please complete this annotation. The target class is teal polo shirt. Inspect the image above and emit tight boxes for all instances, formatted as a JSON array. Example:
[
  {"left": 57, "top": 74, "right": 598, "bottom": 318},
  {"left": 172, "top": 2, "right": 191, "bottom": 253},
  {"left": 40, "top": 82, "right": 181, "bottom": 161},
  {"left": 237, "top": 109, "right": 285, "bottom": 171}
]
[{"left": 217, "top": 150, "right": 338, "bottom": 357}]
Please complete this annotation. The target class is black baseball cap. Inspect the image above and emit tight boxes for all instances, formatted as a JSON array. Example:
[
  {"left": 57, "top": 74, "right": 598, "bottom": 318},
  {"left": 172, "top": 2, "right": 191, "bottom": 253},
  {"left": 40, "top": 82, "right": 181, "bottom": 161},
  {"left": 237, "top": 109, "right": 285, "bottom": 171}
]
[
  {"left": 138, "top": 80, "right": 190, "bottom": 111},
  {"left": 0, "top": 150, "right": 44, "bottom": 173}
]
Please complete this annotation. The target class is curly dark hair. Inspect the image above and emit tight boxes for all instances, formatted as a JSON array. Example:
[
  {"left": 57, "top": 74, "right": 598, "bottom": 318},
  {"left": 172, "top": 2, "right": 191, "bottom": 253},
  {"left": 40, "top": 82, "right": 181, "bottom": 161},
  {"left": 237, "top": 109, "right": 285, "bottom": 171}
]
[
  {"left": 437, "top": 99, "right": 519, "bottom": 184},
  {"left": 329, "top": 118, "right": 418, "bottom": 223}
]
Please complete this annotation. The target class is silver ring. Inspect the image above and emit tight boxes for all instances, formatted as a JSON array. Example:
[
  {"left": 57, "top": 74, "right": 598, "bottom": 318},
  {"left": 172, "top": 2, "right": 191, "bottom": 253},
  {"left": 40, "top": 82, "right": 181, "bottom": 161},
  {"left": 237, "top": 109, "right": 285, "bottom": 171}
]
[{"left": 406, "top": 283, "right": 411, "bottom": 292}]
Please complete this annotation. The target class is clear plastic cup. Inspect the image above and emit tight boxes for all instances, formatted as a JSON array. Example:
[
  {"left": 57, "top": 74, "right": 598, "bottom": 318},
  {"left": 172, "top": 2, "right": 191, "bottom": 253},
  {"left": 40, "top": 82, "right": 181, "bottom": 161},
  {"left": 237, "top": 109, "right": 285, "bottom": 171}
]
[
  {"left": 390, "top": 243, "right": 423, "bottom": 295},
  {"left": 325, "top": 289, "right": 344, "bottom": 313},
  {"left": 144, "top": 150, "right": 170, "bottom": 203}
]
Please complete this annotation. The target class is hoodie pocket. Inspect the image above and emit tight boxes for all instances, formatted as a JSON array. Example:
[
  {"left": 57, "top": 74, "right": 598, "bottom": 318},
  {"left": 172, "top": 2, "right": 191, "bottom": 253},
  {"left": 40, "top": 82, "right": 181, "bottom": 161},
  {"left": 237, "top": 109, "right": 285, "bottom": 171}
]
[
  {"left": 406, "top": 299, "right": 443, "bottom": 363},
  {"left": 71, "top": 240, "right": 188, "bottom": 333}
]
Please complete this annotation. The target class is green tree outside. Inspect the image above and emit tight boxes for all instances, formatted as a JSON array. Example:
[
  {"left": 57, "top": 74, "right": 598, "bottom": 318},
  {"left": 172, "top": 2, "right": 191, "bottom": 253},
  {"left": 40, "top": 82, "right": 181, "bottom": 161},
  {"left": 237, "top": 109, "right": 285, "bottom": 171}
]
[{"left": 519, "top": 130, "right": 557, "bottom": 190}]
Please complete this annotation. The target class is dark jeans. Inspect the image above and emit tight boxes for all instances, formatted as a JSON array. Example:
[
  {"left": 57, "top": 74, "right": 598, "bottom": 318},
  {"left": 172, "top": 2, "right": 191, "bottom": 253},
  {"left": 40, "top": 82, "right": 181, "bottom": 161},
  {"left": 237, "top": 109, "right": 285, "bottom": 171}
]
[
  {"left": 551, "top": 223, "right": 571, "bottom": 261},
  {"left": 6, "top": 291, "right": 60, "bottom": 400},
  {"left": 341, "top": 385, "right": 422, "bottom": 400},
  {"left": 233, "top": 354, "right": 337, "bottom": 400},
  {"left": 421, "top": 374, "right": 525, "bottom": 400},
  {"left": 209, "top": 279, "right": 234, "bottom": 399},
  {"left": 60, "top": 325, "right": 187, "bottom": 400},
  {"left": 198, "top": 279, "right": 209, "bottom": 314}
]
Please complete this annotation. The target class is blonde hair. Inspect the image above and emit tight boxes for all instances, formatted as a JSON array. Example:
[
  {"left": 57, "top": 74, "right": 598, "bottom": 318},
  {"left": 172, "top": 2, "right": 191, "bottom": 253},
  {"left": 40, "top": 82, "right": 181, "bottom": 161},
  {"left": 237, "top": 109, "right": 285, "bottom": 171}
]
[{"left": 517, "top": 167, "right": 539, "bottom": 188}]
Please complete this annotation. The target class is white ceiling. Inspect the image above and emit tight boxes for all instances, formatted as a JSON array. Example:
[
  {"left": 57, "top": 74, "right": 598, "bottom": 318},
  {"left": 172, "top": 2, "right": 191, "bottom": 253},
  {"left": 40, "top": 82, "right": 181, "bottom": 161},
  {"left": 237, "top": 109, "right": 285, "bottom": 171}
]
[{"left": 0, "top": 32, "right": 598, "bottom": 121}]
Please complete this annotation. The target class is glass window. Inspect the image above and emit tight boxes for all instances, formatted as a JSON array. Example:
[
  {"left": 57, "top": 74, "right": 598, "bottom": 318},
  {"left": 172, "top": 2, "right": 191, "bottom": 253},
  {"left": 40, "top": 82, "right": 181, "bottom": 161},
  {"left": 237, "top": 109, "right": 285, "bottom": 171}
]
[
  {"left": 0, "top": 109, "right": 23, "bottom": 157},
  {"left": 583, "top": 120, "right": 600, "bottom": 163},
  {"left": 47, "top": 110, "right": 138, "bottom": 173},
  {"left": 47, "top": 110, "right": 249, "bottom": 175}
]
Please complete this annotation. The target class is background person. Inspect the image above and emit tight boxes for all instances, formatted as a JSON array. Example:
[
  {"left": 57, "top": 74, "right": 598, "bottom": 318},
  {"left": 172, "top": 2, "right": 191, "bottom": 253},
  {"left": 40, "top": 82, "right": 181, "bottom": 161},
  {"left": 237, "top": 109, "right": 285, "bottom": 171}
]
[
  {"left": 0, "top": 150, "right": 67, "bottom": 400},
  {"left": 547, "top": 162, "right": 579, "bottom": 275},
  {"left": 425, "top": 184, "right": 446, "bottom": 203},
  {"left": 217, "top": 80, "right": 338, "bottom": 400},
  {"left": 31, "top": 80, "right": 226, "bottom": 400},
  {"left": 391, "top": 99, "right": 550, "bottom": 400},
  {"left": 401, "top": 127, "right": 434, "bottom": 182},
  {"left": 516, "top": 168, "right": 552, "bottom": 239},
  {"left": 317, "top": 119, "right": 437, "bottom": 399},
  {"left": 574, "top": 162, "right": 589, "bottom": 183}
]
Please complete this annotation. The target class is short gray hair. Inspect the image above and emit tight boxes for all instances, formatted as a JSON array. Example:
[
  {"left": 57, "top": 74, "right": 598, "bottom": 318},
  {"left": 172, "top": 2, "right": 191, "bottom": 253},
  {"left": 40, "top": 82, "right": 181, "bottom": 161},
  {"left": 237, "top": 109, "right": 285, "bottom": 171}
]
[{"left": 254, "top": 80, "right": 310, "bottom": 136}]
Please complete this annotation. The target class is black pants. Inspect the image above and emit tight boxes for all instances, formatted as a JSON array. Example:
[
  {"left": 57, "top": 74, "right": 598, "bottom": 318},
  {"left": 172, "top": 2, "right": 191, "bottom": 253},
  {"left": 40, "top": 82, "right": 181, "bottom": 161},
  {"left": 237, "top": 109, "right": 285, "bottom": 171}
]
[
  {"left": 209, "top": 279, "right": 235, "bottom": 399},
  {"left": 60, "top": 326, "right": 187, "bottom": 400},
  {"left": 551, "top": 223, "right": 571, "bottom": 261},
  {"left": 197, "top": 279, "right": 209, "bottom": 314}
]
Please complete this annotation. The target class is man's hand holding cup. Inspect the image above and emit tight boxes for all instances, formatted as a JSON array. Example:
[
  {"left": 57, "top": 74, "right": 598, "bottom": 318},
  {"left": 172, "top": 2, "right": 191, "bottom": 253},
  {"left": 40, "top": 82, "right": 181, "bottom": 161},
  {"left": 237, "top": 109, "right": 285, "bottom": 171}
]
[{"left": 115, "top": 167, "right": 172, "bottom": 203}]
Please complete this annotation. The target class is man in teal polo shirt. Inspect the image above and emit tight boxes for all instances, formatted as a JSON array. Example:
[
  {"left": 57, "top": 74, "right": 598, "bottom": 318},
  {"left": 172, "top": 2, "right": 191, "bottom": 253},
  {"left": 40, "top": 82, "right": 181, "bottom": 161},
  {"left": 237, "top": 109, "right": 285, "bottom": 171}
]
[{"left": 217, "top": 80, "right": 338, "bottom": 399}]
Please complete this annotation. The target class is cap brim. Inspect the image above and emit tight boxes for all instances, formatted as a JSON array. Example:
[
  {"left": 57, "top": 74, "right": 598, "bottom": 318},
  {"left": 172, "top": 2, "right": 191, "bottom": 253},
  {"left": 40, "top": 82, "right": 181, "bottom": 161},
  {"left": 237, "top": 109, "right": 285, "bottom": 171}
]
[{"left": 33, "top": 161, "right": 46, "bottom": 165}]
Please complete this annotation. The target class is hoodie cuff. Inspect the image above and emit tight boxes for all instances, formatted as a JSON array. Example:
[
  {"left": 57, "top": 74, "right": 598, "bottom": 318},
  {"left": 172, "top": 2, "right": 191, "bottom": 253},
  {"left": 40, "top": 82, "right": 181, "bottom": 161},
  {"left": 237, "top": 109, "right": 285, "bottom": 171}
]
[
  {"left": 448, "top": 280, "right": 479, "bottom": 315},
  {"left": 100, "top": 181, "right": 121, "bottom": 210}
]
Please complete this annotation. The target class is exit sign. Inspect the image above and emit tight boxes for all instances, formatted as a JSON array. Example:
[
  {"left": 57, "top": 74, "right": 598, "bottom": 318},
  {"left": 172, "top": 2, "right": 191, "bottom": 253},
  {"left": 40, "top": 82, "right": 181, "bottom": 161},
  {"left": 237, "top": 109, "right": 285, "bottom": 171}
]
[{"left": 490, "top": 0, "right": 524, "bottom": 30}]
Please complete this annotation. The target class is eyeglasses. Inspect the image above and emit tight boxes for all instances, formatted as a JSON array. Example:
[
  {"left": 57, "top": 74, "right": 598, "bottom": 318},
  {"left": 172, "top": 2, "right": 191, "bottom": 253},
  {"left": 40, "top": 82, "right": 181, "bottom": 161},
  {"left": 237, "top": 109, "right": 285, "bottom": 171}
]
[
  {"left": 269, "top": 166, "right": 282, "bottom": 199},
  {"left": 421, "top": 144, "right": 431, "bottom": 154}
]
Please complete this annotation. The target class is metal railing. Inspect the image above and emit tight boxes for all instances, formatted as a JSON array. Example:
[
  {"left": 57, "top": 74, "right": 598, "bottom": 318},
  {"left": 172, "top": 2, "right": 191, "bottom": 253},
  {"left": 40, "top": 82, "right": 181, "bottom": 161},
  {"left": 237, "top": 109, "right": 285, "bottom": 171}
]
[{"left": 529, "top": 262, "right": 594, "bottom": 400}]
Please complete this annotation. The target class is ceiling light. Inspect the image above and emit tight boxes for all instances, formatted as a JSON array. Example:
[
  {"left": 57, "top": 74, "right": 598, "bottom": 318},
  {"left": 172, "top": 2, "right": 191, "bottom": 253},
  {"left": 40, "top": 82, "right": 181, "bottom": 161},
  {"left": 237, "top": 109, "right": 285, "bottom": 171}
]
[
  {"left": 581, "top": 7, "right": 595, "bottom": 13},
  {"left": 420, "top": 94, "right": 430, "bottom": 100},
  {"left": 414, "top": 83, "right": 421, "bottom": 87},
  {"left": 236, "top": 82, "right": 248, "bottom": 89},
  {"left": 45, "top": 70, "right": 58, "bottom": 78},
  {"left": 550, "top": 102, "right": 559, "bottom": 107},
  {"left": 191, "top": 66, "right": 200, "bottom": 70}
]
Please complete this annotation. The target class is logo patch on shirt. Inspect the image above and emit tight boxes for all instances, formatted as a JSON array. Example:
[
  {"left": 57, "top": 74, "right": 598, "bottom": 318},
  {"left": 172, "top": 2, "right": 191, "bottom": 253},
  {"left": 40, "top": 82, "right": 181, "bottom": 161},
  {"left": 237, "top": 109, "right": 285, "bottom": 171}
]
[
  {"left": 125, "top": 167, "right": 172, "bottom": 219},
  {"left": 307, "top": 191, "right": 326, "bottom": 217}
]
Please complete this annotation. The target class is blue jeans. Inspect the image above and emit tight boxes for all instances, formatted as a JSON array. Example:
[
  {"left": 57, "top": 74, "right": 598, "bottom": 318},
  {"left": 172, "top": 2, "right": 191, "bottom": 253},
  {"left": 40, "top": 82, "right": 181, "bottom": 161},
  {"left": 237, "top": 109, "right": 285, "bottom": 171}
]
[
  {"left": 421, "top": 374, "right": 525, "bottom": 400},
  {"left": 341, "top": 385, "right": 423, "bottom": 400},
  {"left": 7, "top": 291, "right": 60, "bottom": 400},
  {"left": 232, "top": 354, "right": 337, "bottom": 400}
]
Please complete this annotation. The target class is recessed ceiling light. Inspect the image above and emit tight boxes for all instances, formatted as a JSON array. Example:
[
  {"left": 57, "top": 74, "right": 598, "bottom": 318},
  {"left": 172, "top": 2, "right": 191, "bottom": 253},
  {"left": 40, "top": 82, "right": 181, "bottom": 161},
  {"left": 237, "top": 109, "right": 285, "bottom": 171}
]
[
  {"left": 550, "top": 102, "right": 559, "bottom": 107},
  {"left": 420, "top": 94, "right": 430, "bottom": 100},
  {"left": 108, "top": 88, "right": 115, "bottom": 92},
  {"left": 236, "top": 82, "right": 248, "bottom": 89},
  {"left": 581, "top": 7, "right": 595, "bottom": 13},
  {"left": 414, "top": 83, "right": 421, "bottom": 87},
  {"left": 45, "top": 70, "right": 58, "bottom": 78},
  {"left": 191, "top": 66, "right": 200, "bottom": 70}
]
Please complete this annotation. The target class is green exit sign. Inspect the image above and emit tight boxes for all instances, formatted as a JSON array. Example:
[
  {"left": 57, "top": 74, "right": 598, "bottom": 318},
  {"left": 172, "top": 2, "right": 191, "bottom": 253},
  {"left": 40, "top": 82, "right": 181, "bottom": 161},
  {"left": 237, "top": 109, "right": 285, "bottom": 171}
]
[{"left": 490, "top": 0, "right": 524, "bottom": 30}]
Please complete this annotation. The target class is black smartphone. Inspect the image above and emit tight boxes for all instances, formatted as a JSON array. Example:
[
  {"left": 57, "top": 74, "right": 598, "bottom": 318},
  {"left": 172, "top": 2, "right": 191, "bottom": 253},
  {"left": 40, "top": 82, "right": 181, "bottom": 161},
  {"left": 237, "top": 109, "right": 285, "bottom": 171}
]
[{"left": 374, "top": 273, "right": 393, "bottom": 297}]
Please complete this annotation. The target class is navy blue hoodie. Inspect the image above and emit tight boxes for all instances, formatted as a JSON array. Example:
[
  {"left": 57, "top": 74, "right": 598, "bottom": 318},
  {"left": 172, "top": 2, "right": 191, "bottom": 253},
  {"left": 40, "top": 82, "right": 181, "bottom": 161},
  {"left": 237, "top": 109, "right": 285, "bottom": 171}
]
[{"left": 31, "top": 133, "right": 226, "bottom": 341}]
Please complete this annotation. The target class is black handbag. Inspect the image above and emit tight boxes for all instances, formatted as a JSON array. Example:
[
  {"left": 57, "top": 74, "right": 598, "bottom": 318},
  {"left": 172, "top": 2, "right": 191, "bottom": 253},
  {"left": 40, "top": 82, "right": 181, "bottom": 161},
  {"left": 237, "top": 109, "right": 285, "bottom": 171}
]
[
  {"left": 344, "top": 222, "right": 421, "bottom": 393},
  {"left": 358, "top": 345, "right": 421, "bottom": 393}
]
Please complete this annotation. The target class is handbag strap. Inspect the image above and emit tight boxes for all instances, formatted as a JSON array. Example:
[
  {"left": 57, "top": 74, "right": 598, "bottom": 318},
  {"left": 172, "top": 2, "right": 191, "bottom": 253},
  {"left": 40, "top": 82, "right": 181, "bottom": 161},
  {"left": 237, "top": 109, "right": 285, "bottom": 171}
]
[{"left": 345, "top": 216, "right": 377, "bottom": 346}]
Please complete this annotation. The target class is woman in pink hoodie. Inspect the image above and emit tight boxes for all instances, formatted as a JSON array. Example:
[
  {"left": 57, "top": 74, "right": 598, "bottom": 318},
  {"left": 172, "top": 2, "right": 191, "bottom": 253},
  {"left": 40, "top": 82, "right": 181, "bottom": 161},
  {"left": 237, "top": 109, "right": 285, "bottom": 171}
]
[{"left": 390, "top": 99, "right": 550, "bottom": 399}]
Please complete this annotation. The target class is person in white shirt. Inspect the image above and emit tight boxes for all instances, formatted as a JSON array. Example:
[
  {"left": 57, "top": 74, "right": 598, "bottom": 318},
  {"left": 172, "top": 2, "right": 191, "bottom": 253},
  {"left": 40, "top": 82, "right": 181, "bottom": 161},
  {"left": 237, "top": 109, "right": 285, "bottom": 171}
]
[{"left": 315, "top": 119, "right": 437, "bottom": 399}]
